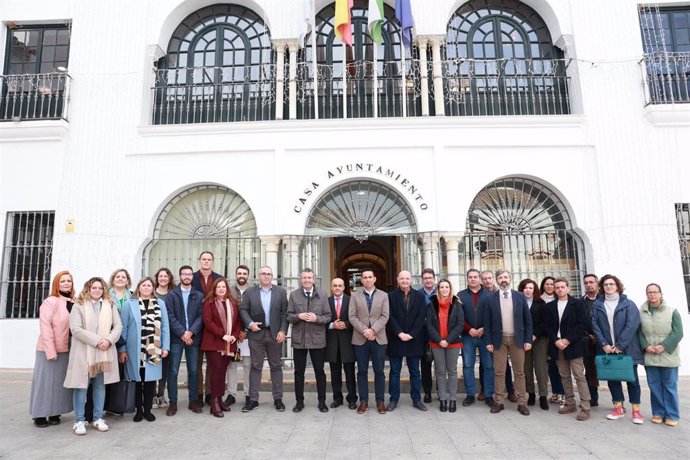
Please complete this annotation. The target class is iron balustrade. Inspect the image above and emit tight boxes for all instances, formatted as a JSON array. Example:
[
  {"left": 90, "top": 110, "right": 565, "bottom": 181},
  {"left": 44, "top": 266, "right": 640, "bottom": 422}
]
[
  {"left": 152, "top": 65, "right": 278, "bottom": 124},
  {"left": 0, "top": 73, "right": 71, "bottom": 121},
  {"left": 641, "top": 52, "right": 690, "bottom": 105},
  {"left": 441, "top": 58, "right": 572, "bottom": 116}
]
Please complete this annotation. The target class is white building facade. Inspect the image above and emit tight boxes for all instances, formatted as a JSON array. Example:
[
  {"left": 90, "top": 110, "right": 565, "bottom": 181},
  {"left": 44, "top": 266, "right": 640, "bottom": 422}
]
[{"left": 1, "top": 0, "right": 690, "bottom": 370}]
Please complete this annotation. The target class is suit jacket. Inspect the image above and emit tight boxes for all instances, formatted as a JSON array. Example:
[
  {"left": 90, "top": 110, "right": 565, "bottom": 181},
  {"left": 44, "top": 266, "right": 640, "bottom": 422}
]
[
  {"left": 165, "top": 286, "right": 204, "bottom": 346},
  {"left": 545, "top": 295, "right": 587, "bottom": 361},
  {"left": 482, "top": 290, "right": 533, "bottom": 348},
  {"left": 387, "top": 288, "right": 427, "bottom": 357},
  {"left": 325, "top": 294, "right": 355, "bottom": 363},
  {"left": 191, "top": 270, "right": 222, "bottom": 297},
  {"left": 200, "top": 299, "right": 242, "bottom": 354},
  {"left": 349, "top": 289, "right": 389, "bottom": 346},
  {"left": 458, "top": 287, "right": 490, "bottom": 334},
  {"left": 287, "top": 288, "right": 331, "bottom": 349},
  {"left": 240, "top": 284, "right": 288, "bottom": 341}
]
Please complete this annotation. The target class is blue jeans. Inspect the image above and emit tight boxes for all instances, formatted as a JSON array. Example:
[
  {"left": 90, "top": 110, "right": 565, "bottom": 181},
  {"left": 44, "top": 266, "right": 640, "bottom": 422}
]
[
  {"left": 608, "top": 364, "right": 641, "bottom": 405},
  {"left": 548, "top": 358, "right": 564, "bottom": 394},
  {"left": 168, "top": 342, "right": 199, "bottom": 404},
  {"left": 461, "top": 335, "right": 494, "bottom": 397},
  {"left": 74, "top": 373, "right": 105, "bottom": 422},
  {"left": 355, "top": 341, "right": 386, "bottom": 403},
  {"left": 646, "top": 366, "right": 679, "bottom": 420},
  {"left": 388, "top": 355, "right": 421, "bottom": 403}
]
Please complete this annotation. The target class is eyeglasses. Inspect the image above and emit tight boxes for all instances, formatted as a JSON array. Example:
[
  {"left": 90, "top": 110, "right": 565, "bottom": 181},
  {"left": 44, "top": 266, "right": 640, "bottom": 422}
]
[
  {"left": 259, "top": 272, "right": 273, "bottom": 276},
  {"left": 646, "top": 291, "right": 661, "bottom": 295},
  {"left": 180, "top": 273, "right": 193, "bottom": 277},
  {"left": 602, "top": 282, "right": 617, "bottom": 287}
]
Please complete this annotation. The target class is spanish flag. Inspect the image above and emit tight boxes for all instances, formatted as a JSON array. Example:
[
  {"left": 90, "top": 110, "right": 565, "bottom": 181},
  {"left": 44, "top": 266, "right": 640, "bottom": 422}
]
[{"left": 335, "top": 0, "right": 354, "bottom": 46}]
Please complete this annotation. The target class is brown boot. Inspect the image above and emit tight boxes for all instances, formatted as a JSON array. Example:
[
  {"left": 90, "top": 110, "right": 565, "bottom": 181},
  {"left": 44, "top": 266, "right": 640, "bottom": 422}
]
[
  {"left": 210, "top": 397, "right": 224, "bottom": 418},
  {"left": 218, "top": 397, "right": 231, "bottom": 412},
  {"left": 166, "top": 403, "right": 177, "bottom": 416},
  {"left": 577, "top": 409, "right": 591, "bottom": 421}
]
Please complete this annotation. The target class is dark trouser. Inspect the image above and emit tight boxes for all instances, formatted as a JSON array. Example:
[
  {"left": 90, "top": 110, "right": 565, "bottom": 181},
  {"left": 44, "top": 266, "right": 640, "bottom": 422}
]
[
  {"left": 584, "top": 339, "right": 599, "bottom": 402},
  {"left": 389, "top": 355, "right": 421, "bottom": 403},
  {"left": 548, "top": 357, "right": 564, "bottom": 394},
  {"left": 135, "top": 368, "right": 156, "bottom": 414},
  {"left": 330, "top": 354, "right": 357, "bottom": 404},
  {"left": 196, "top": 351, "right": 211, "bottom": 398},
  {"left": 355, "top": 341, "right": 386, "bottom": 403},
  {"left": 248, "top": 329, "right": 284, "bottom": 402},
  {"left": 524, "top": 336, "right": 549, "bottom": 396},
  {"left": 421, "top": 357, "right": 433, "bottom": 395},
  {"left": 608, "top": 364, "right": 641, "bottom": 405},
  {"left": 156, "top": 355, "right": 169, "bottom": 397},
  {"left": 506, "top": 361, "right": 514, "bottom": 392},
  {"left": 294, "top": 348, "right": 327, "bottom": 403},
  {"left": 206, "top": 351, "right": 232, "bottom": 398}
]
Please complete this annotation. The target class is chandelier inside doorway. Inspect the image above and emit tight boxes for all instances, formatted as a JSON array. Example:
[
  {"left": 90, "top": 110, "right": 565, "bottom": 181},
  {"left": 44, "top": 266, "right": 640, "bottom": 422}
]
[{"left": 305, "top": 180, "right": 417, "bottom": 241}]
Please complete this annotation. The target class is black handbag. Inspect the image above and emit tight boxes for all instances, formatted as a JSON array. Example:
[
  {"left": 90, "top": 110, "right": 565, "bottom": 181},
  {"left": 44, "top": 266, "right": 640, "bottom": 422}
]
[{"left": 106, "top": 380, "right": 136, "bottom": 414}]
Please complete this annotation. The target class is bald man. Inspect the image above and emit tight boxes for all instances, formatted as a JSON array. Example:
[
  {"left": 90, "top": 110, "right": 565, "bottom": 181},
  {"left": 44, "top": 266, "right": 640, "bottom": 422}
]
[
  {"left": 386, "top": 270, "right": 428, "bottom": 411},
  {"left": 326, "top": 278, "right": 357, "bottom": 409}
]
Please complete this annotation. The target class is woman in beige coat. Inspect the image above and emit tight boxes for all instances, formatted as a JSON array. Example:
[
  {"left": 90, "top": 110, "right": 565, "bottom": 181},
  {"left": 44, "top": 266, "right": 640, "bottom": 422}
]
[{"left": 64, "top": 277, "right": 122, "bottom": 435}]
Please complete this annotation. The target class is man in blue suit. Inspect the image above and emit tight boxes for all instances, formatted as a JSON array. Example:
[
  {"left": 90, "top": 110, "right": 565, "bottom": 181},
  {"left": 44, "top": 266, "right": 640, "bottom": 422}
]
[{"left": 483, "top": 269, "right": 533, "bottom": 416}]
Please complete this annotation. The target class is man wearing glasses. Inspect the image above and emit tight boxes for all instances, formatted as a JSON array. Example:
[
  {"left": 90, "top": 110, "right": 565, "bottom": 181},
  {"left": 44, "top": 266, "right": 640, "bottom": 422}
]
[{"left": 239, "top": 266, "right": 288, "bottom": 412}]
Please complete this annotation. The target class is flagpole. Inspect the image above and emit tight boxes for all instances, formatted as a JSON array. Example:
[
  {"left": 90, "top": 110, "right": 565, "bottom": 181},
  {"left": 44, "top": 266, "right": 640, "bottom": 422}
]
[
  {"left": 372, "top": 40, "right": 378, "bottom": 118},
  {"left": 342, "top": 42, "right": 347, "bottom": 119},
  {"left": 400, "top": 41, "right": 407, "bottom": 117},
  {"left": 310, "top": 0, "right": 319, "bottom": 119}
]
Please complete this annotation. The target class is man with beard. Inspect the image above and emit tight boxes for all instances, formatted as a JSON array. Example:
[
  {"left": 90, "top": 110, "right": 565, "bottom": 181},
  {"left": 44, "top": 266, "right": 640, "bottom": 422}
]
[{"left": 224, "top": 265, "right": 251, "bottom": 407}]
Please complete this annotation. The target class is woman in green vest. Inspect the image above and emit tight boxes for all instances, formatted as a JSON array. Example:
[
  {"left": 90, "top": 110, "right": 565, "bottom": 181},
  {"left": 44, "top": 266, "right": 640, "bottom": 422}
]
[{"left": 639, "top": 283, "right": 683, "bottom": 427}]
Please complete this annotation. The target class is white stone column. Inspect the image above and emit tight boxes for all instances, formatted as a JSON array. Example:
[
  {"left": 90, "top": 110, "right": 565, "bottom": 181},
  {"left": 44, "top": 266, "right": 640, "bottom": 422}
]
[
  {"left": 421, "top": 232, "right": 441, "bottom": 274},
  {"left": 288, "top": 42, "right": 299, "bottom": 120},
  {"left": 261, "top": 236, "right": 282, "bottom": 277},
  {"left": 442, "top": 233, "right": 464, "bottom": 292},
  {"left": 283, "top": 235, "right": 302, "bottom": 291},
  {"left": 430, "top": 36, "right": 446, "bottom": 116},
  {"left": 273, "top": 41, "right": 287, "bottom": 120},
  {"left": 417, "top": 37, "right": 430, "bottom": 117}
]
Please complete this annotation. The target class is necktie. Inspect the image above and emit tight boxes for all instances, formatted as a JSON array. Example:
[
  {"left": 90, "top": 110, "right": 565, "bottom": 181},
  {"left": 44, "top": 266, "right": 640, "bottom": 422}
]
[
  {"left": 336, "top": 297, "right": 341, "bottom": 318},
  {"left": 305, "top": 291, "right": 311, "bottom": 308},
  {"left": 503, "top": 291, "right": 509, "bottom": 299}
]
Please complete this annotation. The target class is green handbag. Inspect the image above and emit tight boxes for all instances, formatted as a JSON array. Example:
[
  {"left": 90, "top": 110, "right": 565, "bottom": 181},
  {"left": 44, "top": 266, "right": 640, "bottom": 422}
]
[{"left": 595, "top": 354, "right": 635, "bottom": 382}]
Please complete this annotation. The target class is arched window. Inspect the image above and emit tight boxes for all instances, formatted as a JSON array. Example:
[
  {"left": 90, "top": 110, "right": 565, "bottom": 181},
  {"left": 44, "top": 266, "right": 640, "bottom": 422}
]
[
  {"left": 153, "top": 4, "right": 276, "bottom": 124},
  {"left": 297, "top": 0, "right": 422, "bottom": 119},
  {"left": 444, "top": 0, "right": 570, "bottom": 115},
  {"left": 461, "top": 177, "right": 585, "bottom": 291}
]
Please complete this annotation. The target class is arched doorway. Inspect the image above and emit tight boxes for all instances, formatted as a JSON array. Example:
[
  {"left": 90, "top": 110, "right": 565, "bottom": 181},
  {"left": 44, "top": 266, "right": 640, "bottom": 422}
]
[
  {"left": 143, "top": 184, "right": 261, "bottom": 278},
  {"left": 304, "top": 180, "right": 418, "bottom": 292},
  {"left": 461, "top": 177, "right": 585, "bottom": 291}
]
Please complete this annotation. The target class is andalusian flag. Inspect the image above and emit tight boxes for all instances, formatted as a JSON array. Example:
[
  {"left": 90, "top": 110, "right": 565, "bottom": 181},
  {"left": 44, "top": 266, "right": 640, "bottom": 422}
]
[
  {"left": 368, "top": 0, "right": 385, "bottom": 45},
  {"left": 335, "top": 0, "right": 354, "bottom": 46},
  {"left": 395, "top": 0, "right": 415, "bottom": 48}
]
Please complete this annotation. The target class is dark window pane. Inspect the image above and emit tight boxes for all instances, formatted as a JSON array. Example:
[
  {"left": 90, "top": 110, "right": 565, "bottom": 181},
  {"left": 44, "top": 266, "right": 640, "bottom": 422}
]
[{"left": 43, "top": 29, "right": 57, "bottom": 45}]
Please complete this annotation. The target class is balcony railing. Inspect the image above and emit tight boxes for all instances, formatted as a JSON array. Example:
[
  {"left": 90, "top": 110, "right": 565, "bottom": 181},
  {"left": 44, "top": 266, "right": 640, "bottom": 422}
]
[
  {"left": 441, "top": 58, "right": 571, "bottom": 116},
  {"left": 152, "top": 65, "right": 277, "bottom": 124},
  {"left": 641, "top": 52, "right": 690, "bottom": 105},
  {"left": 0, "top": 73, "right": 71, "bottom": 121},
  {"left": 295, "top": 60, "right": 424, "bottom": 119}
]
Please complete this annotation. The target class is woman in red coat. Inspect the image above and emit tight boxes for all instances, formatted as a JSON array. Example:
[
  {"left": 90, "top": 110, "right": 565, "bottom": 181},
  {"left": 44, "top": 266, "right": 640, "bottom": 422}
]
[{"left": 201, "top": 278, "right": 242, "bottom": 417}]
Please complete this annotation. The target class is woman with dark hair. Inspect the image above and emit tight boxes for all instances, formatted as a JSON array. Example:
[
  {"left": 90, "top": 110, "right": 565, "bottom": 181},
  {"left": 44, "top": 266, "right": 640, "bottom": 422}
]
[
  {"left": 30, "top": 271, "right": 75, "bottom": 427},
  {"left": 639, "top": 283, "right": 683, "bottom": 426},
  {"left": 426, "top": 279, "right": 464, "bottom": 413},
  {"left": 592, "top": 274, "right": 644, "bottom": 424},
  {"left": 519, "top": 278, "right": 549, "bottom": 411},
  {"left": 118, "top": 277, "right": 170, "bottom": 422},
  {"left": 201, "top": 278, "right": 242, "bottom": 417},
  {"left": 540, "top": 276, "right": 564, "bottom": 405},
  {"left": 64, "top": 277, "right": 122, "bottom": 435},
  {"left": 153, "top": 267, "right": 175, "bottom": 409}
]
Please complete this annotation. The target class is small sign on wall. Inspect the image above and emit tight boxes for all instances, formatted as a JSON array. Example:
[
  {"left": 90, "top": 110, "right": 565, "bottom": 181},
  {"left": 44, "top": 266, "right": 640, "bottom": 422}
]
[{"left": 65, "top": 219, "right": 75, "bottom": 233}]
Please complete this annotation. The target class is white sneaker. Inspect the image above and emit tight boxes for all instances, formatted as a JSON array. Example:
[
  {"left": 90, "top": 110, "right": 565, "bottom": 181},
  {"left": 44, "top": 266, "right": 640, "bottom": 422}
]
[
  {"left": 92, "top": 418, "right": 109, "bottom": 432},
  {"left": 152, "top": 396, "right": 160, "bottom": 409},
  {"left": 73, "top": 421, "right": 87, "bottom": 436},
  {"left": 158, "top": 397, "right": 168, "bottom": 408}
]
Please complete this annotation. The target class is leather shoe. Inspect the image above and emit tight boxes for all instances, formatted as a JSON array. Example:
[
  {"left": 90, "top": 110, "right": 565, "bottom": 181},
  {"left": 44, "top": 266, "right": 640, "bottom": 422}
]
[
  {"left": 223, "top": 394, "right": 236, "bottom": 407},
  {"left": 559, "top": 404, "right": 576, "bottom": 414},
  {"left": 477, "top": 390, "right": 486, "bottom": 401},
  {"left": 490, "top": 403, "right": 504, "bottom": 414},
  {"left": 508, "top": 391, "right": 518, "bottom": 403},
  {"left": 577, "top": 409, "right": 591, "bottom": 421},
  {"left": 386, "top": 401, "right": 398, "bottom": 412},
  {"left": 166, "top": 403, "right": 177, "bottom": 416},
  {"left": 462, "top": 396, "right": 475, "bottom": 407},
  {"left": 484, "top": 396, "right": 495, "bottom": 407},
  {"left": 274, "top": 399, "right": 286, "bottom": 412},
  {"left": 376, "top": 402, "right": 386, "bottom": 414},
  {"left": 292, "top": 401, "right": 305, "bottom": 413},
  {"left": 318, "top": 402, "right": 329, "bottom": 413},
  {"left": 218, "top": 397, "right": 231, "bottom": 412},
  {"left": 539, "top": 396, "right": 549, "bottom": 411},
  {"left": 356, "top": 401, "right": 368, "bottom": 414},
  {"left": 33, "top": 417, "right": 49, "bottom": 428},
  {"left": 241, "top": 400, "right": 259, "bottom": 412},
  {"left": 439, "top": 401, "right": 447, "bottom": 412},
  {"left": 449, "top": 401, "right": 457, "bottom": 413},
  {"left": 423, "top": 393, "right": 432, "bottom": 403},
  {"left": 517, "top": 405, "right": 530, "bottom": 416},
  {"left": 413, "top": 401, "right": 427, "bottom": 411},
  {"left": 590, "top": 399, "right": 599, "bottom": 407},
  {"left": 348, "top": 401, "right": 358, "bottom": 410},
  {"left": 330, "top": 400, "right": 343, "bottom": 408},
  {"left": 527, "top": 393, "right": 536, "bottom": 406},
  {"left": 48, "top": 416, "right": 61, "bottom": 425},
  {"left": 188, "top": 401, "right": 203, "bottom": 413}
]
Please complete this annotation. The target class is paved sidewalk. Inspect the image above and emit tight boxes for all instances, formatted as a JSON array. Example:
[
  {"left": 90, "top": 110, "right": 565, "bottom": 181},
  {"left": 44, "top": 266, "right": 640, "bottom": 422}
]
[{"left": 1, "top": 368, "right": 688, "bottom": 459}]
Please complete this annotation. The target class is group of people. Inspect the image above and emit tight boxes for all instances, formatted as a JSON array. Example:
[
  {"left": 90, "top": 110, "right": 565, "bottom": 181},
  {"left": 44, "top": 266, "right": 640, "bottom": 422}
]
[{"left": 28, "top": 253, "right": 684, "bottom": 436}]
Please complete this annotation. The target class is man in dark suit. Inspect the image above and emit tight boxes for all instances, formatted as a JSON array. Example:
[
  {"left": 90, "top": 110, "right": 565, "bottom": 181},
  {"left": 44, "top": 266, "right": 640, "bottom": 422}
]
[
  {"left": 165, "top": 265, "right": 204, "bottom": 416},
  {"left": 483, "top": 269, "right": 533, "bottom": 416},
  {"left": 326, "top": 278, "right": 357, "bottom": 409},
  {"left": 418, "top": 268, "right": 437, "bottom": 403},
  {"left": 547, "top": 278, "right": 591, "bottom": 421},
  {"left": 349, "top": 270, "right": 389, "bottom": 414},
  {"left": 387, "top": 270, "right": 428, "bottom": 411},
  {"left": 239, "top": 265, "right": 288, "bottom": 412},
  {"left": 581, "top": 273, "right": 600, "bottom": 406}
]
